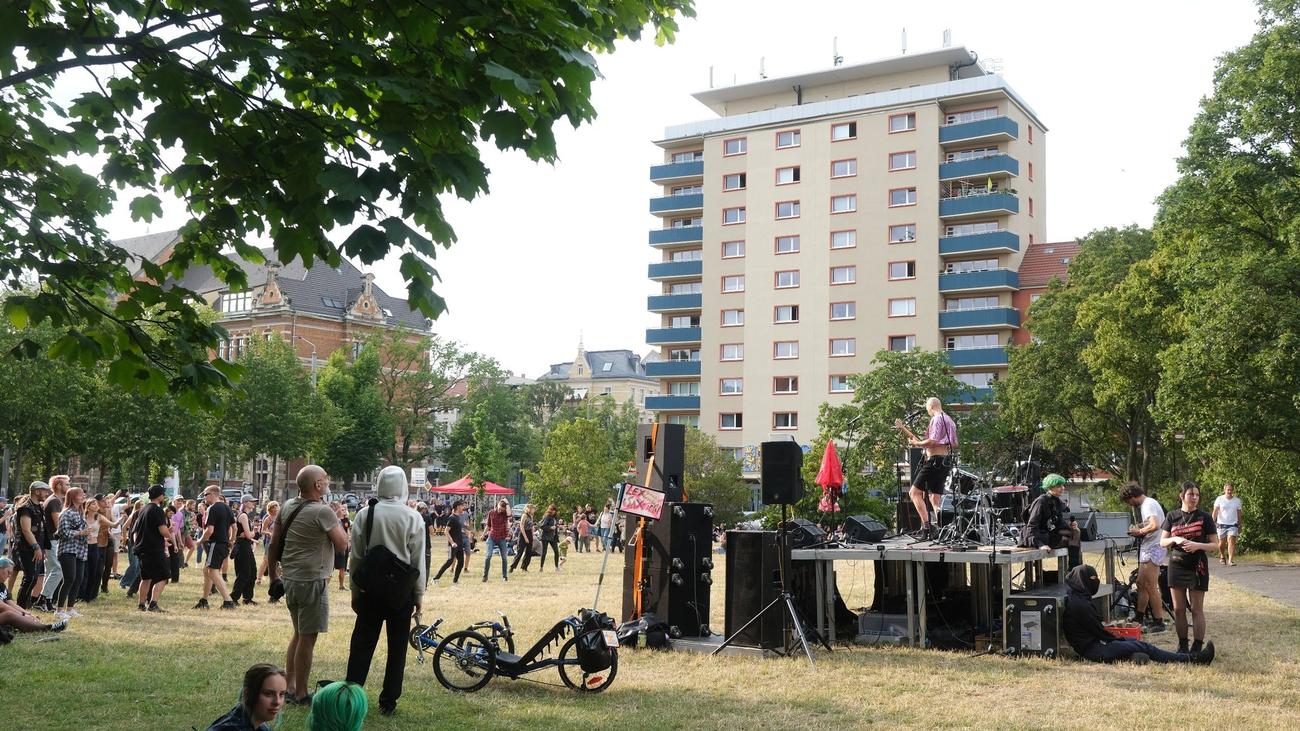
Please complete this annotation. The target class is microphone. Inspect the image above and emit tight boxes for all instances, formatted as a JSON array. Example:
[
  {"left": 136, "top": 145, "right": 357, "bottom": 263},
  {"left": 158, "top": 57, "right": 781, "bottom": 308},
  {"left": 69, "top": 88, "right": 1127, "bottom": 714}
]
[{"left": 906, "top": 407, "right": 925, "bottom": 421}]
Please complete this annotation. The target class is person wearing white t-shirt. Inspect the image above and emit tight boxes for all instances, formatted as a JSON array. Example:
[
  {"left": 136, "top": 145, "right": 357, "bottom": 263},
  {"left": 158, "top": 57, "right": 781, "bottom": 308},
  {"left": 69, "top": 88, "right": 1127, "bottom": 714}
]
[
  {"left": 1121, "top": 482, "right": 1167, "bottom": 632},
  {"left": 1212, "top": 483, "right": 1243, "bottom": 566}
]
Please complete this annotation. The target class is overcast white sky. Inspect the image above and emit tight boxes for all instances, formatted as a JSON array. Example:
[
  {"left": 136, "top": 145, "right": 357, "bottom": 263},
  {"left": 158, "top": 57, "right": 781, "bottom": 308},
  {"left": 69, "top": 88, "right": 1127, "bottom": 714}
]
[{"left": 104, "top": 0, "right": 1260, "bottom": 378}]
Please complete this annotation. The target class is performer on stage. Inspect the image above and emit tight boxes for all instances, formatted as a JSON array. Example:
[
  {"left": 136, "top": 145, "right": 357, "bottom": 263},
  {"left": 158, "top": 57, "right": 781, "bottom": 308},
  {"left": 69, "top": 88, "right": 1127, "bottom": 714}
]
[
  {"left": 1019, "top": 473, "right": 1070, "bottom": 550},
  {"left": 895, "top": 397, "right": 957, "bottom": 539}
]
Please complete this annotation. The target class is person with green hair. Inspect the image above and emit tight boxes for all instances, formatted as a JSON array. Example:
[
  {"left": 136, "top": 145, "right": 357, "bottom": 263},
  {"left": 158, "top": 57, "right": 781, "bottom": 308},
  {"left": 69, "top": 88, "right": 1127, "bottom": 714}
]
[
  {"left": 307, "top": 681, "right": 368, "bottom": 731},
  {"left": 1018, "top": 473, "right": 1071, "bottom": 551}
]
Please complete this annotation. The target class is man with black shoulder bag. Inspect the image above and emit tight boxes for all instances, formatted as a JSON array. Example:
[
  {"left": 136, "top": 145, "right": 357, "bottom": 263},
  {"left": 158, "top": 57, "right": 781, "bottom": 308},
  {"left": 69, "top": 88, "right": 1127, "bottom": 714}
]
[{"left": 345, "top": 465, "right": 424, "bottom": 717}]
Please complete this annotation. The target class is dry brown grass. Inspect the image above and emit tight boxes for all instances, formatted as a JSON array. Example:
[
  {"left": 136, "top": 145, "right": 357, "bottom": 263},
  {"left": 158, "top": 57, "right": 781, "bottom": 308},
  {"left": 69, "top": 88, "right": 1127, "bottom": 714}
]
[{"left": 6, "top": 543, "right": 1299, "bottom": 730}]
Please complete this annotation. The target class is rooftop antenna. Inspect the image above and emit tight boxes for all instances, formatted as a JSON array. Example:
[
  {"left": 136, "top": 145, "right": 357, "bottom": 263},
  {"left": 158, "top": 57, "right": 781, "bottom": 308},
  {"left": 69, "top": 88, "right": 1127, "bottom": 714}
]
[
  {"left": 901, "top": 28, "right": 907, "bottom": 55},
  {"left": 760, "top": 57, "right": 767, "bottom": 79},
  {"left": 833, "top": 37, "right": 843, "bottom": 66},
  {"left": 943, "top": 29, "right": 952, "bottom": 48}
]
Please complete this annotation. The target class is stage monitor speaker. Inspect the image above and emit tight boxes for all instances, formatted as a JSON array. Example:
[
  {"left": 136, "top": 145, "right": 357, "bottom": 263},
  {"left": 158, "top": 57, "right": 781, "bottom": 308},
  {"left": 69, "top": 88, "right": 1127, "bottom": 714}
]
[
  {"left": 723, "top": 530, "right": 783, "bottom": 649},
  {"left": 783, "top": 517, "right": 825, "bottom": 549},
  {"left": 844, "top": 514, "right": 888, "bottom": 544},
  {"left": 635, "top": 423, "right": 685, "bottom": 502},
  {"left": 621, "top": 501, "right": 713, "bottom": 637},
  {"left": 761, "top": 440, "right": 804, "bottom": 505}
]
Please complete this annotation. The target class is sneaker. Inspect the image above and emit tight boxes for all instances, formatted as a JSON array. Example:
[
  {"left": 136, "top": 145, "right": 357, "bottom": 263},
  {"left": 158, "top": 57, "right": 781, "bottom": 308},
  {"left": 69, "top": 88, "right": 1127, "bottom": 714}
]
[
  {"left": 138, "top": 604, "right": 147, "bottom": 612},
  {"left": 1144, "top": 619, "right": 1167, "bottom": 634},
  {"left": 49, "top": 619, "right": 69, "bottom": 632},
  {"left": 125, "top": 590, "right": 136, "bottom": 599},
  {"left": 1219, "top": 557, "right": 1227, "bottom": 565},
  {"left": 1192, "top": 640, "right": 1215, "bottom": 665},
  {"left": 54, "top": 611, "right": 70, "bottom": 621},
  {"left": 220, "top": 600, "right": 238, "bottom": 610},
  {"left": 148, "top": 602, "right": 167, "bottom": 613},
  {"left": 242, "top": 598, "right": 258, "bottom": 606},
  {"left": 1190, "top": 639, "right": 1203, "bottom": 654},
  {"left": 192, "top": 598, "right": 210, "bottom": 610},
  {"left": 67, "top": 609, "right": 84, "bottom": 618},
  {"left": 1178, "top": 638, "right": 1190, "bottom": 654},
  {"left": 34, "top": 598, "right": 55, "bottom": 613},
  {"left": 379, "top": 704, "right": 396, "bottom": 717}
]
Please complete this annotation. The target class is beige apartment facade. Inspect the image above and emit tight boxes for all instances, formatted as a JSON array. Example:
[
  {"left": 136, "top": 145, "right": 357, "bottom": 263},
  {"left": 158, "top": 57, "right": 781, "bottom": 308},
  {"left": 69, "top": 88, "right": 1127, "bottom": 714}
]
[{"left": 644, "top": 48, "right": 1046, "bottom": 471}]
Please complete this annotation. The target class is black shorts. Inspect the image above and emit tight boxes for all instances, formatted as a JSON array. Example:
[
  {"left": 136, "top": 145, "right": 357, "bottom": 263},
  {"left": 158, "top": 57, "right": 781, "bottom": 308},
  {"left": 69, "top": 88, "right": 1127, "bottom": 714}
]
[
  {"left": 912, "top": 456, "right": 952, "bottom": 495},
  {"left": 334, "top": 550, "right": 349, "bottom": 571},
  {"left": 1167, "top": 563, "right": 1210, "bottom": 591},
  {"left": 206, "top": 542, "right": 230, "bottom": 570},
  {"left": 139, "top": 549, "right": 170, "bottom": 582}
]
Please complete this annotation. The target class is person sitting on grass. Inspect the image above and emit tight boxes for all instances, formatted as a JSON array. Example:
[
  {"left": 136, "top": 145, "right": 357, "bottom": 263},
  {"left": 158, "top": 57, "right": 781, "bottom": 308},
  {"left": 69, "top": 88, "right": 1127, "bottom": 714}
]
[
  {"left": 1061, "top": 564, "right": 1213, "bottom": 665},
  {"left": 207, "top": 663, "right": 287, "bottom": 731},
  {"left": 0, "top": 557, "right": 69, "bottom": 633},
  {"left": 308, "top": 681, "right": 368, "bottom": 731}
]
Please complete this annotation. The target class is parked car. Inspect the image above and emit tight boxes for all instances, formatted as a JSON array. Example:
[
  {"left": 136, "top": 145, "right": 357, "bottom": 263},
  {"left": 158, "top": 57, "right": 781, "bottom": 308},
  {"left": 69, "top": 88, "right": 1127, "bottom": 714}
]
[{"left": 512, "top": 503, "right": 529, "bottom": 519}]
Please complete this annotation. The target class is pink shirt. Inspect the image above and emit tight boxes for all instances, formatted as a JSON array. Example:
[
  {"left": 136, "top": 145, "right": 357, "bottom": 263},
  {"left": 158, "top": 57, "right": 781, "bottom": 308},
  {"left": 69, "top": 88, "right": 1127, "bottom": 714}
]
[{"left": 925, "top": 411, "right": 957, "bottom": 446}]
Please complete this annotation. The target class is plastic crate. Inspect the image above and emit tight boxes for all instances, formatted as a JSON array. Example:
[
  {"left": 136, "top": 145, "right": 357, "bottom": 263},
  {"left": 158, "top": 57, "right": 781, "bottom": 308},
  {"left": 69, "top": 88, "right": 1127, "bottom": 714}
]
[{"left": 1105, "top": 623, "right": 1142, "bottom": 640}]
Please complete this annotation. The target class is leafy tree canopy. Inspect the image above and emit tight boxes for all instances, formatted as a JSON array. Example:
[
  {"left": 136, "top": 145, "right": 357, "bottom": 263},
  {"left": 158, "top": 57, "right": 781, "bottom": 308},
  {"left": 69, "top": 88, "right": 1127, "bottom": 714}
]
[
  {"left": 682, "top": 427, "right": 750, "bottom": 524},
  {"left": 523, "top": 417, "right": 623, "bottom": 511}
]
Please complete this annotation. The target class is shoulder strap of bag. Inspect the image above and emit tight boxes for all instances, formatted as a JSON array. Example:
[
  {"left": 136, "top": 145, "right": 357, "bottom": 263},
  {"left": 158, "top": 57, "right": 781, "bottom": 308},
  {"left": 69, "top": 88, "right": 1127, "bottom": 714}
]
[
  {"left": 363, "top": 498, "right": 380, "bottom": 552},
  {"left": 269, "top": 499, "right": 312, "bottom": 566}
]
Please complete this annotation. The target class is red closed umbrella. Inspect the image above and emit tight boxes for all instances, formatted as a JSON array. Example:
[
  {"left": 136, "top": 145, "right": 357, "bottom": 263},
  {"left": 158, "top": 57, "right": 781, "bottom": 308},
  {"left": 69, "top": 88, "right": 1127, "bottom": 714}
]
[{"left": 816, "top": 441, "right": 845, "bottom": 512}]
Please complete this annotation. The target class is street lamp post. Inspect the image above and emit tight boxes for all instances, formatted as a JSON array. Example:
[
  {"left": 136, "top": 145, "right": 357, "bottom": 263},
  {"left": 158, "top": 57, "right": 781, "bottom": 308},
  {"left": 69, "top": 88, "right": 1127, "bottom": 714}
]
[
  {"left": 1173, "top": 430, "right": 1185, "bottom": 482},
  {"left": 294, "top": 334, "right": 318, "bottom": 387}
]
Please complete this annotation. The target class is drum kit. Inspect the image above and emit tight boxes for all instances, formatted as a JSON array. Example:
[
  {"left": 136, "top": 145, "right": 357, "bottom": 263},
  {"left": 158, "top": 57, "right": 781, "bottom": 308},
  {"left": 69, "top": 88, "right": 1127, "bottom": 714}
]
[{"left": 933, "top": 464, "right": 1028, "bottom": 547}]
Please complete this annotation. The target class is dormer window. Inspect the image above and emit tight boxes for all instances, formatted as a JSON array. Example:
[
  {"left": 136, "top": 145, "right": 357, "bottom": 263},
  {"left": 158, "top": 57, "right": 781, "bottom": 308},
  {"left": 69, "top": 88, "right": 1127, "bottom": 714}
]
[
  {"left": 222, "top": 291, "right": 253, "bottom": 313},
  {"left": 602, "top": 362, "right": 612, "bottom": 372}
]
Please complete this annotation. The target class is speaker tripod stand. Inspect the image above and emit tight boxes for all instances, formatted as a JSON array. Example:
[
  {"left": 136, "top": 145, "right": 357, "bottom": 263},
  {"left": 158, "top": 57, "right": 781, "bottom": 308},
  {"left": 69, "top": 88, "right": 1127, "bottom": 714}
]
[{"left": 712, "top": 503, "right": 825, "bottom": 664}]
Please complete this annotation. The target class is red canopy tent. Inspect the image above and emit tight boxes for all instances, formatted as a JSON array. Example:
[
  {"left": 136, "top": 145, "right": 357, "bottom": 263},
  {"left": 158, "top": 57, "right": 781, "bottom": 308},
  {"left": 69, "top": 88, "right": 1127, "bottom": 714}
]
[{"left": 428, "top": 475, "right": 513, "bottom": 495}]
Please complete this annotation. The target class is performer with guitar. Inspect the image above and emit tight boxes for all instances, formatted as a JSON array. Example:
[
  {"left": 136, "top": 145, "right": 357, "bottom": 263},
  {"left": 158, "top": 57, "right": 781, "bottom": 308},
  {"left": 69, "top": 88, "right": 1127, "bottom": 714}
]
[{"left": 895, "top": 398, "right": 958, "bottom": 540}]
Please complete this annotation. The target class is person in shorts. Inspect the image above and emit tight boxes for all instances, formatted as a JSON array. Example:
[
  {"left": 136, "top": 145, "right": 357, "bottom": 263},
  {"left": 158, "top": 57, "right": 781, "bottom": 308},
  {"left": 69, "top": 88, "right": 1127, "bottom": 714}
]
[
  {"left": 1212, "top": 483, "right": 1242, "bottom": 566},
  {"left": 196, "top": 485, "right": 238, "bottom": 610},
  {"left": 896, "top": 397, "right": 957, "bottom": 539},
  {"left": 1160, "top": 481, "right": 1218, "bottom": 655},
  {"left": 1121, "top": 482, "right": 1168, "bottom": 632},
  {"left": 136, "top": 485, "right": 174, "bottom": 612}
]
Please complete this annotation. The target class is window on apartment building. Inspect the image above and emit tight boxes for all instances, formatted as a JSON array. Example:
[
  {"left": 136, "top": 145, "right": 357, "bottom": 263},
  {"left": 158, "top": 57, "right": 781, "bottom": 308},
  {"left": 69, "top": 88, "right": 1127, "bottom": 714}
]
[
  {"left": 723, "top": 137, "right": 747, "bottom": 156},
  {"left": 889, "top": 187, "right": 917, "bottom": 207},
  {"left": 775, "top": 166, "right": 801, "bottom": 185},
  {"left": 671, "top": 249, "right": 703, "bottom": 262},
  {"left": 889, "top": 298, "right": 917, "bottom": 317},
  {"left": 889, "top": 224, "right": 917, "bottom": 243},
  {"left": 889, "top": 151, "right": 917, "bottom": 171},
  {"left": 830, "top": 194, "right": 857, "bottom": 214},
  {"left": 669, "top": 348, "right": 700, "bottom": 362},
  {"left": 831, "top": 159, "right": 857, "bottom": 178},
  {"left": 669, "top": 414, "right": 701, "bottom": 427},
  {"left": 719, "top": 413, "right": 743, "bottom": 430},
  {"left": 222, "top": 291, "right": 253, "bottom": 313},
  {"left": 1028, "top": 125, "right": 1034, "bottom": 143},
  {"left": 775, "top": 201, "right": 801, "bottom": 219},
  {"left": 720, "top": 343, "right": 744, "bottom": 361},
  {"left": 888, "top": 261, "right": 917, "bottom": 280},
  {"left": 722, "top": 275, "right": 745, "bottom": 293},
  {"left": 1029, "top": 197, "right": 1034, "bottom": 216},
  {"left": 776, "top": 130, "right": 800, "bottom": 148},
  {"left": 775, "top": 270, "right": 800, "bottom": 289},
  {"left": 773, "top": 341, "right": 799, "bottom": 359},
  {"left": 773, "top": 412, "right": 799, "bottom": 430},
  {"left": 1030, "top": 294, "right": 1043, "bottom": 304},
  {"left": 889, "top": 335, "right": 916, "bottom": 352},
  {"left": 829, "top": 338, "right": 856, "bottom": 357},
  {"left": 669, "top": 281, "right": 702, "bottom": 294},
  {"left": 830, "top": 301, "right": 856, "bottom": 320},
  {"left": 601, "top": 387, "right": 612, "bottom": 395},
  {"left": 351, "top": 341, "right": 362, "bottom": 359},
  {"left": 1028, "top": 161, "right": 1034, "bottom": 181},
  {"left": 721, "top": 309, "right": 745, "bottom": 327},
  {"left": 671, "top": 184, "right": 702, "bottom": 195},
  {"left": 774, "top": 235, "right": 800, "bottom": 254},
  {"left": 774, "top": 305, "right": 799, "bottom": 323},
  {"left": 946, "top": 258, "right": 999, "bottom": 274},
  {"left": 671, "top": 150, "right": 703, "bottom": 163},
  {"left": 945, "top": 107, "right": 998, "bottom": 125},
  {"left": 720, "top": 378, "right": 743, "bottom": 395},
  {"left": 945, "top": 146, "right": 999, "bottom": 163},
  {"left": 830, "top": 230, "right": 857, "bottom": 249},
  {"left": 773, "top": 376, "right": 798, "bottom": 394},
  {"left": 831, "top": 121, "right": 857, "bottom": 141},
  {"left": 723, "top": 206, "right": 746, "bottom": 225},
  {"left": 829, "top": 375, "right": 853, "bottom": 393},
  {"left": 722, "top": 240, "right": 745, "bottom": 258},
  {"left": 669, "top": 381, "right": 700, "bottom": 396},
  {"left": 956, "top": 372, "right": 997, "bottom": 389},
  {"left": 889, "top": 113, "right": 916, "bottom": 133},
  {"left": 669, "top": 315, "right": 699, "bottom": 328},
  {"left": 830, "top": 265, "right": 856, "bottom": 285},
  {"left": 671, "top": 216, "right": 702, "bottom": 228},
  {"left": 945, "top": 221, "right": 999, "bottom": 237},
  {"left": 945, "top": 296, "right": 1000, "bottom": 311},
  {"left": 723, "top": 173, "right": 746, "bottom": 191},
  {"left": 947, "top": 333, "right": 1000, "bottom": 350}
]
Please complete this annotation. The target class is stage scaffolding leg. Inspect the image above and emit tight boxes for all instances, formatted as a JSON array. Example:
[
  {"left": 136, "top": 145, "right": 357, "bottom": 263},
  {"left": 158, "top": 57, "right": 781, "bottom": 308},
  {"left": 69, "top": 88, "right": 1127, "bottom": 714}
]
[
  {"left": 916, "top": 561, "right": 928, "bottom": 649},
  {"left": 825, "top": 560, "right": 836, "bottom": 645},
  {"left": 905, "top": 558, "right": 916, "bottom": 647},
  {"left": 814, "top": 560, "right": 826, "bottom": 641},
  {"left": 1001, "top": 560, "right": 1013, "bottom": 648}
]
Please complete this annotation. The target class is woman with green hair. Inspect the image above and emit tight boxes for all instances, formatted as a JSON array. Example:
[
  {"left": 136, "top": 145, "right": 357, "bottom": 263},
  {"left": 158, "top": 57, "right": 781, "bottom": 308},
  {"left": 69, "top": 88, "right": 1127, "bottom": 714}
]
[
  {"left": 1018, "top": 473, "right": 1071, "bottom": 551},
  {"left": 307, "top": 681, "right": 368, "bottom": 731}
]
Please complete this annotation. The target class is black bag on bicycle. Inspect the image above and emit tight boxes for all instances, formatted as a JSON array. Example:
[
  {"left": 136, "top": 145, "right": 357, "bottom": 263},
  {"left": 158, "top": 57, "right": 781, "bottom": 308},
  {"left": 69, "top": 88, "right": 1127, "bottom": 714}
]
[{"left": 352, "top": 499, "right": 420, "bottom": 611}]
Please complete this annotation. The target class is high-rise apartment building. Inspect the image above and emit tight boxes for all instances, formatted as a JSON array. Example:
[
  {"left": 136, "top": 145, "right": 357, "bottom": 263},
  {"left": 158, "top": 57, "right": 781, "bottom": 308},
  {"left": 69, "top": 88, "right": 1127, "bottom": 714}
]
[{"left": 643, "top": 48, "right": 1046, "bottom": 469}]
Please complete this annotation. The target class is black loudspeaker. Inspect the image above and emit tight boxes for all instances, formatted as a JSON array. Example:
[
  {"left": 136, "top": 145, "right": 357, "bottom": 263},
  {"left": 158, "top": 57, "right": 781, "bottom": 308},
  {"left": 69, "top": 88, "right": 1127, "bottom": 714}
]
[
  {"left": 761, "top": 441, "right": 804, "bottom": 505},
  {"left": 907, "top": 447, "right": 925, "bottom": 478},
  {"left": 844, "top": 515, "right": 888, "bottom": 543},
  {"left": 724, "top": 530, "right": 783, "bottom": 649},
  {"left": 636, "top": 423, "right": 685, "bottom": 502},
  {"left": 621, "top": 502, "right": 713, "bottom": 637},
  {"left": 783, "top": 518, "right": 825, "bottom": 549}
]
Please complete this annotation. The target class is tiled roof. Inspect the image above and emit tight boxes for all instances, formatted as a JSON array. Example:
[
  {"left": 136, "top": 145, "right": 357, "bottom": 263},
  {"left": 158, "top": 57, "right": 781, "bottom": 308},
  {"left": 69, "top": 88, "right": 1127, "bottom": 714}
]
[
  {"left": 113, "top": 230, "right": 180, "bottom": 273},
  {"left": 1017, "top": 240, "right": 1081, "bottom": 288},
  {"left": 538, "top": 349, "right": 652, "bottom": 381}
]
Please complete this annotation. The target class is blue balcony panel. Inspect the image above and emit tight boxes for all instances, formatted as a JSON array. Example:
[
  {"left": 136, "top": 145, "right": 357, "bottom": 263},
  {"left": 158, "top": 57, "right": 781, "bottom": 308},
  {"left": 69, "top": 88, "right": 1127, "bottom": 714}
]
[
  {"left": 946, "top": 347, "right": 1010, "bottom": 368},
  {"left": 647, "top": 293, "right": 702, "bottom": 312},
  {"left": 650, "top": 193, "right": 704, "bottom": 215},
  {"left": 939, "top": 193, "right": 1019, "bottom": 219},
  {"left": 939, "top": 231, "right": 1020, "bottom": 257},
  {"left": 645, "top": 395, "right": 701, "bottom": 411},
  {"left": 939, "top": 269, "right": 1019, "bottom": 293},
  {"left": 646, "top": 327, "right": 702, "bottom": 345},
  {"left": 646, "top": 360, "right": 702, "bottom": 377},
  {"left": 649, "top": 226, "right": 704, "bottom": 247},
  {"left": 939, "top": 116, "right": 1019, "bottom": 145},
  {"left": 956, "top": 387, "right": 996, "bottom": 403},
  {"left": 939, "top": 154, "right": 1019, "bottom": 181},
  {"left": 648, "top": 260, "right": 704, "bottom": 280},
  {"left": 938, "top": 307, "right": 1021, "bottom": 330},
  {"left": 650, "top": 160, "right": 704, "bottom": 182}
]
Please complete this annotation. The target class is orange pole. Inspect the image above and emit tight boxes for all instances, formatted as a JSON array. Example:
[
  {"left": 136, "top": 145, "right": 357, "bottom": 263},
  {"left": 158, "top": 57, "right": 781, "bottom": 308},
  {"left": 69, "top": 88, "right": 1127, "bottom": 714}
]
[{"left": 632, "top": 423, "right": 661, "bottom": 619}]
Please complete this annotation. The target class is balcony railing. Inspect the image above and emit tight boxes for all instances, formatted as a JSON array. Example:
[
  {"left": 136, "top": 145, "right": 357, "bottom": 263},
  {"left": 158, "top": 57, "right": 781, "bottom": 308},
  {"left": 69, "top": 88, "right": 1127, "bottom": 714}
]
[
  {"left": 938, "top": 307, "right": 1021, "bottom": 330},
  {"left": 650, "top": 193, "right": 704, "bottom": 215},
  {"left": 955, "top": 386, "right": 996, "bottom": 403},
  {"left": 938, "top": 268, "right": 1019, "bottom": 292},
  {"left": 647, "top": 293, "right": 702, "bottom": 312},
  {"left": 645, "top": 360, "right": 701, "bottom": 377},
  {"left": 939, "top": 116, "right": 1019, "bottom": 145},
  {"left": 939, "top": 230, "right": 1020, "bottom": 256},
  {"left": 645, "top": 395, "right": 701, "bottom": 411},
  {"left": 945, "top": 346, "right": 1010, "bottom": 368},
  {"left": 650, "top": 160, "right": 704, "bottom": 182},
  {"left": 939, "top": 192, "right": 1019, "bottom": 218},
  {"left": 648, "top": 260, "right": 703, "bottom": 280},
  {"left": 646, "top": 327, "right": 702, "bottom": 345},
  {"left": 649, "top": 226, "right": 704, "bottom": 246},
  {"left": 939, "top": 154, "right": 1019, "bottom": 182}
]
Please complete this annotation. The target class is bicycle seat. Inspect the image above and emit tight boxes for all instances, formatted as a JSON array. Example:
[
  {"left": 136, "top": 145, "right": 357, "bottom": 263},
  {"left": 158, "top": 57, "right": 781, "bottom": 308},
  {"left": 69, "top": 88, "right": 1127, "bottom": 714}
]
[{"left": 493, "top": 651, "right": 525, "bottom": 671}]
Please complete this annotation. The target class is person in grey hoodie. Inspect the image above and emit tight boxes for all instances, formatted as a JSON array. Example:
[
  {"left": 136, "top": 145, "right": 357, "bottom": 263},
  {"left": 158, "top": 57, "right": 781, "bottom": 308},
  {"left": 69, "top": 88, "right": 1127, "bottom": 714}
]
[{"left": 344, "top": 466, "right": 426, "bottom": 716}]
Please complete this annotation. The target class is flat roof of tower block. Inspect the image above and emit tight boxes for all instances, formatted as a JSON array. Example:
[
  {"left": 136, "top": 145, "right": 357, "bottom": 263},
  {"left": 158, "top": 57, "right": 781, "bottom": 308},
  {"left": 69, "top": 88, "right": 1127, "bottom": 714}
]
[{"left": 691, "top": 46, "right": 987, "bottom": 110}]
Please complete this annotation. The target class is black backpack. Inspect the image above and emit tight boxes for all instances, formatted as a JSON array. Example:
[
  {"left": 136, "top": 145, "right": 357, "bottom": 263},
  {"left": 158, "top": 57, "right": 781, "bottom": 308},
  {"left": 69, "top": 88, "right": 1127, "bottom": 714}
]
[{"left": 351, "top": 499, "right": 420, "bottom": 611}]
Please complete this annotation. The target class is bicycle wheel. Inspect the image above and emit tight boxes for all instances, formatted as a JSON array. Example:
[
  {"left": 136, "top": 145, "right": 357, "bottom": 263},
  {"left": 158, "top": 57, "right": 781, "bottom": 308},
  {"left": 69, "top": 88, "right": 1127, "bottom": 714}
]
[
  {"left": 433, "top": 630, "right": 496, "bottom": 692},
  {"left": 557, "top": 635, "right": 618, "bottom": 693},
  {"left": 467, "top": 623, "right": 516, "bottom": 655}
]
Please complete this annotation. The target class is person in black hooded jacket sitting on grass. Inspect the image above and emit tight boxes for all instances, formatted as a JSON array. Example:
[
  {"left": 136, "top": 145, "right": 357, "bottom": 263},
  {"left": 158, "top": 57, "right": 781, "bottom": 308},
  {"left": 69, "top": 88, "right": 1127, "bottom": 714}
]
[{"left": 1062, "top": 564, "right": 1214, "bottom": 665}]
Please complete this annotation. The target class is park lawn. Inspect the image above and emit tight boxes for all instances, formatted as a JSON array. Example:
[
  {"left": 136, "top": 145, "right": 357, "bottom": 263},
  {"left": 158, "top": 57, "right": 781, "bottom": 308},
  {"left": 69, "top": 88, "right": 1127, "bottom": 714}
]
[{"left": 6, "top": 543, "right": 1300, "bottom": 731}]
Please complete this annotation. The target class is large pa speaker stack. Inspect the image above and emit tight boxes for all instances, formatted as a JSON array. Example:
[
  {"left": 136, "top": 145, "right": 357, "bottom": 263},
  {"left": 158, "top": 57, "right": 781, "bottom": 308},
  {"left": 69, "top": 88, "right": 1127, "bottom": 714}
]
[
  {"left": 724, "top": 530, "right": 783, "bottom": 649},
  {"left": 635, "top": 423, "right": 685, "bottom": 502},
  {"left": 760, "top": 440, "right": 804, "bottom": 505},
  {"left": 622, "top": 501, "right": 714, "bottom": 638}
]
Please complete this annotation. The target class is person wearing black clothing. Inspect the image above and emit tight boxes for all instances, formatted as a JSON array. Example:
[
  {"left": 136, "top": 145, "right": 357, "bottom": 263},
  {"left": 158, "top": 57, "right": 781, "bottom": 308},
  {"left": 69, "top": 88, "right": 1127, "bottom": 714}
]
[
  {"left": 431, "top": 501, "right": 467, "bottom": 583},
  {"left": 1061, "top": 564, "right": 1212, "bottom": 664},
  {"left": 14, "top": 482, "right": 52, "bottom": 608},
  {"left": 231, "top": 495, "right": 260, "bottom": 605},
  {"left": 136, "top": 485, "right": 174, "bottom": 612},
  {"left": 510, "top": 505, "right": 535, "bottom": 573},
  {"left": 1018, "top": 473, "right": 1069, "bottom": 550},
  {"left": 537, "top": 505, "right": 561, "bottom": 571},
  {"left": 1160, "top": 481, "right": 1219, "bottom": 655},
  {"left": 196, "top": 486, "right": 238, "bottom": 610}
]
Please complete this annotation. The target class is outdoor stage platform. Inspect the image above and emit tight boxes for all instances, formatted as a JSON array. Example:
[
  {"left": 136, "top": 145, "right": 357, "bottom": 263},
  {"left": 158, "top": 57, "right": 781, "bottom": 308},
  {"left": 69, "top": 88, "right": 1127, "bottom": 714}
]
[{"left": 792, "top": 536, "right": 1117, "bottom": 649}]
